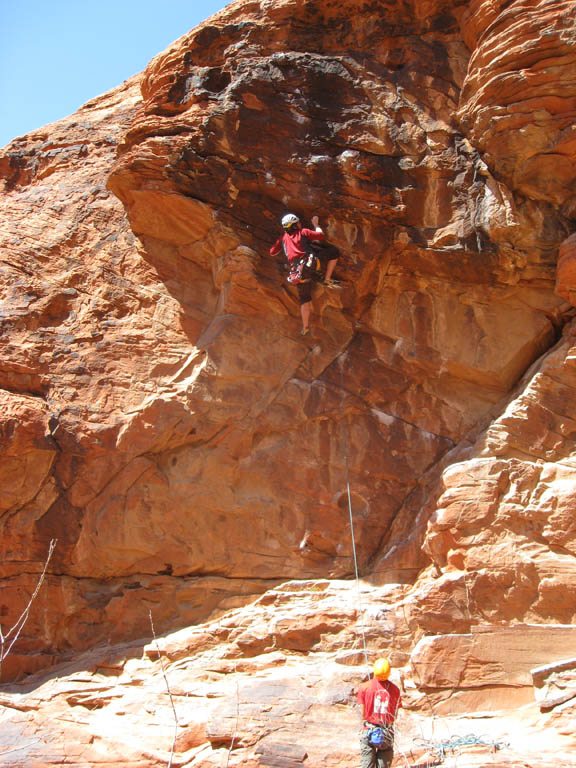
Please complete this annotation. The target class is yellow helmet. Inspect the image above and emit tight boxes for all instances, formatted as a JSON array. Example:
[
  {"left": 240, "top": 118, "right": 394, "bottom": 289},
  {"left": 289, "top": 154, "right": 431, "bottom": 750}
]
[{"left": 373, "top": 657, "right": 390, "bottom": 680}]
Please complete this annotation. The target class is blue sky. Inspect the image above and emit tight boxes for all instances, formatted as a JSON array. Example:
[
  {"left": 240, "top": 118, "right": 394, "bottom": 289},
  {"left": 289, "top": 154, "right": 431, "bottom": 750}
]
[{"left": 0, "top": 0, "right": 230, "bottom": 147}]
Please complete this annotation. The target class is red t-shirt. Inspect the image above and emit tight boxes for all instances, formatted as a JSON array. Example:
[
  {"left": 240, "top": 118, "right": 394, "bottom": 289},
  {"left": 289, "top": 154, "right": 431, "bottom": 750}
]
[
  {"left": 356, "top": 678, "right": 402, "bottom": 726},
  {"left": 270, "top": 227, "right": 325, "bottom": 262}
]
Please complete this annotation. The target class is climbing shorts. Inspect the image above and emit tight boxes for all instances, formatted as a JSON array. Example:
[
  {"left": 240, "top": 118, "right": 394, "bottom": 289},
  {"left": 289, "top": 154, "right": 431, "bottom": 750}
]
[
  {"left": 312, "top": 241, "right": 340, "bottom": 267},
  {"left": 297, "top": 281, "right": 312, "bottom": 304}
]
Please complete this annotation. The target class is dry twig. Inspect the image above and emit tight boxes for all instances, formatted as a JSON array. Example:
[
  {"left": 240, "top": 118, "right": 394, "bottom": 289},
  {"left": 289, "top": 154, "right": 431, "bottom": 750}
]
[
  {"left": 226, "top": 663, "right": 240, "bottom": 768},
  {"left": 149, "top": 610, "right": 179, "bottom": 768},
  {"left": 0, "top": 538, "right": 57, "bottom": 680}
]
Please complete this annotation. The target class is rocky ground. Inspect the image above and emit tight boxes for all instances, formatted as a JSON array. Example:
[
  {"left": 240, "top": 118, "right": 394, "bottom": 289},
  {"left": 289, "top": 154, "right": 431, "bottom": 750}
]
[{"left": 0, "top": 580, "right": 575, "bottom": 766}]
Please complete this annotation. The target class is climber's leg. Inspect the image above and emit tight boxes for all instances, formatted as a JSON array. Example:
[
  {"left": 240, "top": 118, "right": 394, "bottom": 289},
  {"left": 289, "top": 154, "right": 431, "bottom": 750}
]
[
  {"left": 324, "top": 258, "right": 338, "bottom": 281},
  {"left": 314, "top": 243, "right": 340, "bottom": 285},
  {"left": 300, "top": 300, "right": 311, "bottom": 335},
  {"left": 360, "top": 731, "right": 377, "bottom": 768},
  {"left": 376, "top": 747, "right": 393, "bottom": 768},
  {"left": 297, "top": 281, "right": 312, "bottom": 334}
]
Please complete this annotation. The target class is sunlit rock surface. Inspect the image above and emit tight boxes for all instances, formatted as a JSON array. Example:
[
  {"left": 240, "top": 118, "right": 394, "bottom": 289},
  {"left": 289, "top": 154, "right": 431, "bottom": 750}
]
[{"left": 0, "top": 0, "right": 575, "bottom": 765}]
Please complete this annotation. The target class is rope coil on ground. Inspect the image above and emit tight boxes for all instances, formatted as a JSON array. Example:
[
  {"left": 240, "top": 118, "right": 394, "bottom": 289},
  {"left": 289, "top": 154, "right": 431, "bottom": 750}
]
[{"left": 414, "top": 733, "right": 510, "bottom": 760}]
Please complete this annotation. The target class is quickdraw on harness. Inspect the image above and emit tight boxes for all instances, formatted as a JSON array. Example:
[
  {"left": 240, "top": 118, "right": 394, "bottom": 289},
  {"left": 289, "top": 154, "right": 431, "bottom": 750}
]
[{"left": 286, "top": 253, "right": 321, "bottom": 284}]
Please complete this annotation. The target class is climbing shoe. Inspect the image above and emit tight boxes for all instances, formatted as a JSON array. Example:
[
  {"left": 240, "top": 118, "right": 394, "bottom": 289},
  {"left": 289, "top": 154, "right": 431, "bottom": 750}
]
[
  {"left": 322, "top": 278, "right": 339, "bottom": 287},
  {"left": 300, "top": 327, "right": 310, "bottom": 336}
]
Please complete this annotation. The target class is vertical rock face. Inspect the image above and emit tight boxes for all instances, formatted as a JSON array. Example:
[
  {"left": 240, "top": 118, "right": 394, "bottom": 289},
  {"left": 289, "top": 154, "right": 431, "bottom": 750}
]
[
  {"left": 1, "top": 0, "right": 576, "bottom": 765},
  {"left": 458, "top": 0, "right": 576, "bottom": 216}
]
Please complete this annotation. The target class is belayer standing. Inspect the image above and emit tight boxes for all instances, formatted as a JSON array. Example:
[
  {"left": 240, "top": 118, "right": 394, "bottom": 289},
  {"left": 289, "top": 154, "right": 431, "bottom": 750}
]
[
  {"left": 270, "top": 213, "right": 339, "bottom": 336},
  {"left": 356, "top": 658, "right": 402, "bottom": 768}
]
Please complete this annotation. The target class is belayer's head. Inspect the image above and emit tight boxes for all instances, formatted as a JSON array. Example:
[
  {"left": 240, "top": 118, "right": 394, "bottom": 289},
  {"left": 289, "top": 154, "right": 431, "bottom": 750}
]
[
  {"left": 373, "top": 657, "right": 391, "bottom": 681},
  {"left": 282, "top": 213, "right": 300, "bottom": 232}
]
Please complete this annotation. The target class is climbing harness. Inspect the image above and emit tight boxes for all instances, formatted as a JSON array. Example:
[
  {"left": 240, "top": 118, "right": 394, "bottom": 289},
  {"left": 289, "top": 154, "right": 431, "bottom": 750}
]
[
  {"left": 283, "top": 230, "right": 323, "bottom": 285},
  {"left": 286, "top": 252, "right": 321, "bottom": 284}
]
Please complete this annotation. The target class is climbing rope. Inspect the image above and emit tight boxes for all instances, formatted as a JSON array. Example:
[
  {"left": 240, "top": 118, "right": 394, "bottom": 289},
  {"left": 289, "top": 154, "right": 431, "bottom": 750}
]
[
  {"left": 336, "top": 352, "right": 513, "bottom": 768},
  {"left": 339, "top": 355, "right": 370, "bottom": 671},
  {"left": 338, "top": 356, "right": 418, "bottom": 768},
  {"left": 414, "top": 734, "right": 510, "bottom": 760}
]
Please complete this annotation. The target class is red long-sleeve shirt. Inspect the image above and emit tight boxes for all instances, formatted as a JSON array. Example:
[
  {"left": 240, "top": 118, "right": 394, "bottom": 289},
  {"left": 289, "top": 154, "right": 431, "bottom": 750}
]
[{"left": 270, "top": 227, "right": 325, "bottom": 262}]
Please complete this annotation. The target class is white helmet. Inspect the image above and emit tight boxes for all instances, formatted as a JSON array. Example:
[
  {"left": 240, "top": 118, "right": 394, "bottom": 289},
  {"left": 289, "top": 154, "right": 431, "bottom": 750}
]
[{"left": 282, "top": 213, "right": 300, "bottom": 229}]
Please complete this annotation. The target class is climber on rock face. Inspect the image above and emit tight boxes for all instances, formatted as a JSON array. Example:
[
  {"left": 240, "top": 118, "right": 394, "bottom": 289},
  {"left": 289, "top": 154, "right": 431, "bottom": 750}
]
[
  {"left": 356, "top": 658, "right": 402, "bottom": 768},
  {"left": 269, "top": 213, "right": 339, "bottom": 336}
]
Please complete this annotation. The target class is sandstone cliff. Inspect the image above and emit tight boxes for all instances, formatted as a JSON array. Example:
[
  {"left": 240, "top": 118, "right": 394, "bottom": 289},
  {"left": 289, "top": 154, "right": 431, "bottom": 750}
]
[{"left": 0, "top": 0, "right": 575, "bottom": 766}]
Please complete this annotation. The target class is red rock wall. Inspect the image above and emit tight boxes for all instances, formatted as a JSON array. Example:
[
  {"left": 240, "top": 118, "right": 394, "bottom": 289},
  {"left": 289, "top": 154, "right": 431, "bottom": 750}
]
[
  {"left": 459, "top": 0, "right": 576, "bottom": 216},
  {"left": 0, "top": 2, "right": 576, "bottom": 762}
]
